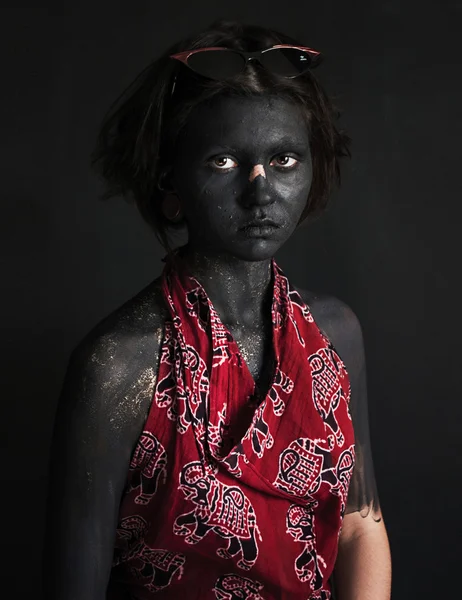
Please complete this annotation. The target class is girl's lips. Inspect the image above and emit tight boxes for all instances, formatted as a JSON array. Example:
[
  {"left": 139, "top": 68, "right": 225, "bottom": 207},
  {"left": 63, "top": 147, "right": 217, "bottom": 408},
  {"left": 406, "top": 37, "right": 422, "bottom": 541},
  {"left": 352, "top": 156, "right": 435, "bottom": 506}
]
[
  {"left": 239, "top": 219, "right": 280, "bottom": 230},
  {"left": 239, "top": 223, "right": 280, "bottom": 237}
]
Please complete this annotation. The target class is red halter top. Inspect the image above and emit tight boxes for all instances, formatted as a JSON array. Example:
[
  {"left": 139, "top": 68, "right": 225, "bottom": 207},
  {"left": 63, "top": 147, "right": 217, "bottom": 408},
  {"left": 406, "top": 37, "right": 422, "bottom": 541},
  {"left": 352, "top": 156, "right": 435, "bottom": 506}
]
[{"left": 107, "top": 255, "right": 355, "bottom": 600}]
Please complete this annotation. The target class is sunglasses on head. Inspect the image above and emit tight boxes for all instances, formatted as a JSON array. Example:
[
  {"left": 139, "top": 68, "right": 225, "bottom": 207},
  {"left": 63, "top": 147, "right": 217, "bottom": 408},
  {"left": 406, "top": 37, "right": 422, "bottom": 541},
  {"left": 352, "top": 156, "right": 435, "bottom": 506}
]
[{"left": 169, "top": 44, "right": 321, "bottom": 82}]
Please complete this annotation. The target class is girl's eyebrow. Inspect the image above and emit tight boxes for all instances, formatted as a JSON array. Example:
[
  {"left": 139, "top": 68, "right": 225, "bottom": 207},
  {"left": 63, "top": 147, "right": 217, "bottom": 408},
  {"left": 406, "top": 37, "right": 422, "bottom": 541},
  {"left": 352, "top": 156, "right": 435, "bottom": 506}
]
[{"left": 202, "top": 137, "right": 309, "bottom": 158}]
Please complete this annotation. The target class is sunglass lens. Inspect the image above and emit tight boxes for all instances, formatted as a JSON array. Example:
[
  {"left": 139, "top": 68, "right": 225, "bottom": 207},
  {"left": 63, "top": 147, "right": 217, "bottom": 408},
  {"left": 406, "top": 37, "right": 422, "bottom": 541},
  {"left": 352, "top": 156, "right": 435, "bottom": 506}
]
[
  {"left": 260, "top": 48, "right": 314, "bottom": 77},
  {"left": 187, "top": 49, "right": 246, "bottom": 80}
]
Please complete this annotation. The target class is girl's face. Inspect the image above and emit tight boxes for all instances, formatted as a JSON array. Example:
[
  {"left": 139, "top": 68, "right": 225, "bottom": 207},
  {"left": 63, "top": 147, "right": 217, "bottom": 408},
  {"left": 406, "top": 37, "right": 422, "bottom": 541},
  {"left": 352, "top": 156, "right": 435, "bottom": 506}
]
[{"left": 172, "top": 95, "right": 312, "bottom": 261}]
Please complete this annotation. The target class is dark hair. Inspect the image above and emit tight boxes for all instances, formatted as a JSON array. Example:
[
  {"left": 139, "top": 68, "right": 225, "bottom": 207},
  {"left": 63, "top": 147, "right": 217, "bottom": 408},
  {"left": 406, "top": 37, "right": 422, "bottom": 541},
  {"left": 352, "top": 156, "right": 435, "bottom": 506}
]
[{"left": 91, "top": 19, "right": 351, "bottom": 250}]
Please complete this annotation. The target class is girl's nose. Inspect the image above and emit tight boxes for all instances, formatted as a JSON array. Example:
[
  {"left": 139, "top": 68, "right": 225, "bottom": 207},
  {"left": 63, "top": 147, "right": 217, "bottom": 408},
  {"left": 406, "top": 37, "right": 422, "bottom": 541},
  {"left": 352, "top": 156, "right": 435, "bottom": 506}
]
[
  {"left": 249, "top": 164, "right": 266, "bottom": 182},
  {"left": 241, "top": 163, "right": 274, "bottom": 208}
]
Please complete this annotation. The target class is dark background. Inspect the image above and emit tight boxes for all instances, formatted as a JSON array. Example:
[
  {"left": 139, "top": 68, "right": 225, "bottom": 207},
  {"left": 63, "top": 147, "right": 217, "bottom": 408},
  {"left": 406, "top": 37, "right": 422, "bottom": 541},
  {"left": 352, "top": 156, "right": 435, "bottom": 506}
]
[{"left": 3, "top": 1, "right": 461, "bottom": 597}]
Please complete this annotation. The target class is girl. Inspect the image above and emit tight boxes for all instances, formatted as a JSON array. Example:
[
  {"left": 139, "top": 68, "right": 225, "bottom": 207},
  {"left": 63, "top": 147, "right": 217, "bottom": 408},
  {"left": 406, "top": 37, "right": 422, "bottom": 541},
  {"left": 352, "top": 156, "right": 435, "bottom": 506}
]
[{"left": 43, "top": 19, "right": 391, "bottom": 600}]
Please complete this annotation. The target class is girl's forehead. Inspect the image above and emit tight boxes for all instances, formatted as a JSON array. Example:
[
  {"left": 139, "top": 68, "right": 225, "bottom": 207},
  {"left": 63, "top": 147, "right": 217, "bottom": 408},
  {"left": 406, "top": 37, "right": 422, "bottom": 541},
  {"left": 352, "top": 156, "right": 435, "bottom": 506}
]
[{"left": 180, "top": 95, "right": 309, "bottom": 149}]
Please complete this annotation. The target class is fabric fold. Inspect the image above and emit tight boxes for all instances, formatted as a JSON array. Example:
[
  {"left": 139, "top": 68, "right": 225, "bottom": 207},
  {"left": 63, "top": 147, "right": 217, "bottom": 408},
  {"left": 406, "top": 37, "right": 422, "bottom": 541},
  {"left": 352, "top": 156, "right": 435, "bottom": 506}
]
[{"left": 108, "top": 253, "right": 355, "bottom": 599}]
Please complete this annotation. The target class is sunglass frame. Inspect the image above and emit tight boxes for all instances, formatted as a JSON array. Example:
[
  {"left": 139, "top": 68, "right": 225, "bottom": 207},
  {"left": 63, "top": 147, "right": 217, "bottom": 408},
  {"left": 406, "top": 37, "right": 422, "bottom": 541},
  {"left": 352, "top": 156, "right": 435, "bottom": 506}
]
[{"left": 170, "top": 44, "right": 321, "bottom": 79}]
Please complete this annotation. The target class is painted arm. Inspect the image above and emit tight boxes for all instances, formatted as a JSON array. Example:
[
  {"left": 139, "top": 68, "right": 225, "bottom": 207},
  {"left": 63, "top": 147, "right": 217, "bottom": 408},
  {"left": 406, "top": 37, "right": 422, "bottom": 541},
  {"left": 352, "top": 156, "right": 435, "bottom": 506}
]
[
  {"left": 42, "top": 328, "right": 155, "bottom": 599},
  {"left": 309, "top": 294, "right": 392, "bottom": 599},
  {"left": 335, "top": 509, "right": 391, "bottom": 600},
  {"left": 331, "top": 304, "right": 391, "bottom": 599}
]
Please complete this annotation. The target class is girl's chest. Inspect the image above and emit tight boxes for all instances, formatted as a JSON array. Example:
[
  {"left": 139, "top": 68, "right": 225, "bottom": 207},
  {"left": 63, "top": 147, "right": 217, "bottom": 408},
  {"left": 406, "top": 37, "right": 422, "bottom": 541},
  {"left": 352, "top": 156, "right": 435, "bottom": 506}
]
[{"left": 229, "top": 323, "right": 274, "bottom": 401}]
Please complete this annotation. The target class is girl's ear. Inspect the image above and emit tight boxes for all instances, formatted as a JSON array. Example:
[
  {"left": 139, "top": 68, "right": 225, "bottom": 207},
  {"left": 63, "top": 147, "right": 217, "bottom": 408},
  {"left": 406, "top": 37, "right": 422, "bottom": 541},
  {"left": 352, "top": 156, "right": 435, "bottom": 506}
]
[
  {"left": 161, "top": 193, "right": 183, "bottom": 222},
  {"left": 157, "top": 166, "right": 176, "bottom": 193}
]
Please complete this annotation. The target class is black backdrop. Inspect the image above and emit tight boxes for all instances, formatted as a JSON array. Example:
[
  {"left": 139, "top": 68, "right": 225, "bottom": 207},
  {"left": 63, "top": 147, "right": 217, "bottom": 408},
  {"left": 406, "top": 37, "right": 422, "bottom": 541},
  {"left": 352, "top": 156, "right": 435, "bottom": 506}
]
[{"left": 3, "top": 1, "right": 461, "bottom": 597}]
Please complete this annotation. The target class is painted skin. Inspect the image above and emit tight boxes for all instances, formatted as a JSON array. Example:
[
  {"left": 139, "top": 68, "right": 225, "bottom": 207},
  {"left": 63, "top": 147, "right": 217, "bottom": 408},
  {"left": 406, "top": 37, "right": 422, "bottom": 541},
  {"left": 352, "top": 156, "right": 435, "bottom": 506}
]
[
  {"left": 170, "top": 95, "right": 313, "bottom": 372},
  {"left": 43, "top": 94, "right": 384, "bottom": 600},
  {"left": 172, "top": 95, "right": 313, "bottom": 263}
]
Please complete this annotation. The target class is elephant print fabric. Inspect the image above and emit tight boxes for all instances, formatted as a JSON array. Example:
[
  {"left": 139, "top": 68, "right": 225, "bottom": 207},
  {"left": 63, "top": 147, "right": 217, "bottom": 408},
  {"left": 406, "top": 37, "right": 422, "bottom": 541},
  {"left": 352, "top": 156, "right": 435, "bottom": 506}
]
[
  {"left": 126, "top": 433, "right": 167, "bottom": 505},
  {"left": 107, "top": 254, "right": 355, "bottom": 599},
  {"left": 213, "top": 573, "right": 264, "bottom": 599},
  {"left": 173, "top": 461, "right": 261, "bottom": 570}
]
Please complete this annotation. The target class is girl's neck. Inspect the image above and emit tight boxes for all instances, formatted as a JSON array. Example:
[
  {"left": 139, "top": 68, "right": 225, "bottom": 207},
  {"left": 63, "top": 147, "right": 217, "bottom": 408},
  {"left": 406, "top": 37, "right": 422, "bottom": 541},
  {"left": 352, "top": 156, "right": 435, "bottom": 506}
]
[{"left": 179, "top": 245, "right": 273, "bottom": 328}]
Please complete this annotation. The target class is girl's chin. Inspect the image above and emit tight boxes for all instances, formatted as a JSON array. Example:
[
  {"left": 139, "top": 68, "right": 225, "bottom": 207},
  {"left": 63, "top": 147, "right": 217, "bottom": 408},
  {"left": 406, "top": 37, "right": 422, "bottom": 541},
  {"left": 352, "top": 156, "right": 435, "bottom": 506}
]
[
  {"left": 183, "top": 235, "right": 287, "bottom": 262},
  {"left": 223, "top": 239, "right": 285, "bottom": 262}
]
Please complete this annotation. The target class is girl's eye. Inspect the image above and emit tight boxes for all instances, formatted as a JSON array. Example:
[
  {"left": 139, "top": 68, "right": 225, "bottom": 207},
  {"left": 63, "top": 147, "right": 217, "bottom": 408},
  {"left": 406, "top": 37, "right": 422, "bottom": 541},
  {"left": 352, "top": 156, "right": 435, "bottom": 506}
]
[
  {"left": 271, "top": 155, "right": 298, "bottom": 169},
  {"left": 208, "top": 156, "right": 238, "bottom": 171},
  {"left": 208, "top": 154, "right": 298, "bottom": 171}
]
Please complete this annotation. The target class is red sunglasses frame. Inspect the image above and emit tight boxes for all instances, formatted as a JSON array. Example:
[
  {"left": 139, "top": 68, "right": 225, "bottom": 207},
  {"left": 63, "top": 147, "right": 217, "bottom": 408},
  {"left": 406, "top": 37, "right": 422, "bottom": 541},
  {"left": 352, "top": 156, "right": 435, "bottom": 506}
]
[{"left": 170, "top": 44, "right": 321, "bottom": 74}]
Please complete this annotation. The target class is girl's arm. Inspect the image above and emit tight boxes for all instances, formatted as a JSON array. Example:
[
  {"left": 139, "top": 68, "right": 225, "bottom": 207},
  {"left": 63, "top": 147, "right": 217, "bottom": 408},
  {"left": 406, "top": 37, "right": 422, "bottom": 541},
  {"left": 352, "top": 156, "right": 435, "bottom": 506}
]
[
  {"left": 335, "top": 509, "right": 391, "bottom": 600},
  {"left": 42, "top": 320, "right": 159, "bottom": 599},
  {"left": 307, "top": 293, "right": 392, "bottom": 599}
]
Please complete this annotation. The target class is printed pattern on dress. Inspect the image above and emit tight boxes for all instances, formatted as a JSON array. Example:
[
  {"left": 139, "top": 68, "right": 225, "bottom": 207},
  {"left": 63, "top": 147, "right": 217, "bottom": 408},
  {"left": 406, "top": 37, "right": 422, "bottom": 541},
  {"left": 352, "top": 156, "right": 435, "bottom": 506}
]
[
  {"left": 222, "top": 441, "right": 249, "bottom": 478},
  {"left": 154, "top": 322, "right": 183, "bottom": 422},
  {"left": 286, "top": 504, "right": 325, "bottom": 590},
  {"left": 246, "top": 401, "right": 274, "bottom": 458},
  {"left": 309, "top": 344, "right": 348, "bottom": 447},
  {"left": 308, "top": 591, "right": 331, "bottom": 600},
  {"left": 273, "top": 269, "right": 315, "bottom": 347},
  {"left": 288, "top": 285, "right": 314, "bottom": 325},
  {"left": 267, "top": 367, "right": 293, "bottom": 416},
  {"left": 273, "top": 437, "right": 338, "bottom": 499},
  {"left": 214, "top": 573, "right": 264, "bottom": 599},
  {"left": 210, "top": 304, "right": 242, "bottom": 369},
  {"left": 271, "top": 265, "right": 287, "bottom": 331},
  {"left": 132, "top": 545, "right": 186, "bottom": 592},
  {"left": 205, "top": 403, "right": 228, "bottom": 459},
  {"left": 113, "top": 516, "right": 186, "bottom": 592},
  {"left": 221, "top": 366, "right": 294, "bottom": 470},
  {"left": 155, "top": 322, "right": 209, "bottom": 436},
  {"left": 111, "top": 256, "right": 356, "bottom": 598},
  {"left": 239, "top": 367, "right": 294, "bottom": 462},
  {"left": 133, "top": 547, "right": 186, "bottom": 593},
  {"left": 332, "top": 445, "right": 355, "bottom": 517},
  {"left": 185, "top": 286, "right": 210, "bottom": 332},
  {"left": 287, "top": 281, "right": 314, "bottom": 347},
  {"left": 154, "top": 321, "right": 176, "bottom": 415},
  {"left": 127, "top": 432, "right": 167, "bottom": 505},
  {"left": 113, "top": 515, "right": 148, "bottom": 564},
  {"left": 173, "top": 461, "right": 262, "bottom": 570}
]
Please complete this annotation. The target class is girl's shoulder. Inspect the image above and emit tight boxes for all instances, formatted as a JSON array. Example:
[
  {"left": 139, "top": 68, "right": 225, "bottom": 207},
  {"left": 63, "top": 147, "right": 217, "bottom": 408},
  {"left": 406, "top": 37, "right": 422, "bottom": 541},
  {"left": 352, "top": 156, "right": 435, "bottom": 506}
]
[
  {"left": 73, "top": 276, "right": 168, "bottom": 375},
  {"left": 295, "top": 287, "right": 365, "bottom": 372},
  {"left": 63, "top": 276, "right": 169, "bottom": 444}
]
